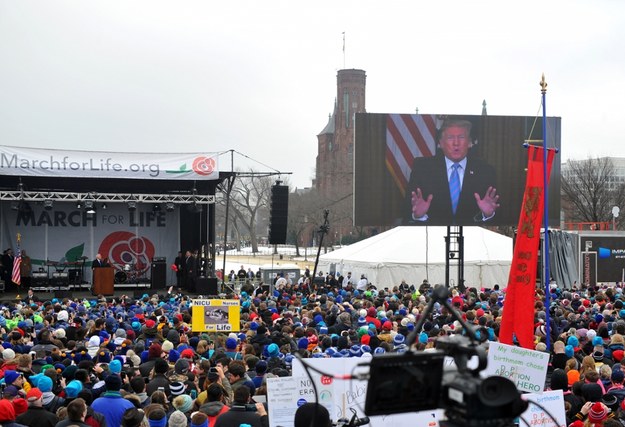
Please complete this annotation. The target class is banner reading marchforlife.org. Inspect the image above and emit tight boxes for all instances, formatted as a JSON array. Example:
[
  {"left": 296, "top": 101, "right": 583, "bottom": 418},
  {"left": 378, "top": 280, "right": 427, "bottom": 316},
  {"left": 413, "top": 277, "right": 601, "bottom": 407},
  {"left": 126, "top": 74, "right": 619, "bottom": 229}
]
[
  {"left": 0, "top": 145, "right": 219, "bottom": 180},
  {"left": 191, "top": 299, "right": 240, "bottom": 332}
]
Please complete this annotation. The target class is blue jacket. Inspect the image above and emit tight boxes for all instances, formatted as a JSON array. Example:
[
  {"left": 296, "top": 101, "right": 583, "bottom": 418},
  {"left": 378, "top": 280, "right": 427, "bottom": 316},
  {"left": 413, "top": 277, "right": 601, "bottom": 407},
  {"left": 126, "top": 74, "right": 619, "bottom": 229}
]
[{"left": 91, "top": 392, "right": 135, "bottom": 427}]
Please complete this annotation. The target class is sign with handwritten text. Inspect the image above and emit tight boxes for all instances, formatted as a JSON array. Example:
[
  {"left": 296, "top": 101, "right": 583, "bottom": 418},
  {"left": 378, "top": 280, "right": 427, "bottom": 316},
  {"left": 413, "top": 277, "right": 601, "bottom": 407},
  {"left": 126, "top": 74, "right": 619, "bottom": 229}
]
[
  {"left": 521, "top": 390, "right": 566, "bottom": 427},
  {"left": 484, "top": 342, "right": 549, "bottom": 393}
]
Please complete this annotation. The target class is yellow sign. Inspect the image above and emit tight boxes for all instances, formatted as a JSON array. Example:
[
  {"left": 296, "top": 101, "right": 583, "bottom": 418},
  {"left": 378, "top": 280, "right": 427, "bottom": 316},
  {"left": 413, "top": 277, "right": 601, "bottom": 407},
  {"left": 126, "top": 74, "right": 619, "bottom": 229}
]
[{"left": 191, "top": 299, "right": 240, "bottom": 332}]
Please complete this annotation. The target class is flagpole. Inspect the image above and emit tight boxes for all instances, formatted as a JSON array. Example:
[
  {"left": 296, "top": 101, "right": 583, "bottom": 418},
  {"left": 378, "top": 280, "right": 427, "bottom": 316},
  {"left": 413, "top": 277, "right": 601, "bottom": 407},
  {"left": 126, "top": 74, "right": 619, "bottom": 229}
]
[
  {"left": 342, "top": 32, "right": 346, "bottom": 69},
  {"left": 541, "top": 74, "right": 551, "bottom": 350}
]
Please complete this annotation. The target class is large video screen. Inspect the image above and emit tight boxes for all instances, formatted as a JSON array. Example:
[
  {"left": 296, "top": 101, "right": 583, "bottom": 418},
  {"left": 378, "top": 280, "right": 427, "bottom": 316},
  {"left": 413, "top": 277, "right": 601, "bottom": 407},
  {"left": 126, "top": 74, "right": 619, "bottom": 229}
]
[
  {"left": 580, "top": 235, "right": 625, "bottom": 283},
  {"left": 354, "top": 113, "right": 561, "bottom": 227}
]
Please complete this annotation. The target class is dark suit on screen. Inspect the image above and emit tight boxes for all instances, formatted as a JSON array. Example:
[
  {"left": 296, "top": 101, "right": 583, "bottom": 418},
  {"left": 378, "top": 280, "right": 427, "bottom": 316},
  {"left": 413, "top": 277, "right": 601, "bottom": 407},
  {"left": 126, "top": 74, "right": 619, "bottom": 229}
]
[{"left": 404, "top": 155, "right": 497, "bottom": 225}]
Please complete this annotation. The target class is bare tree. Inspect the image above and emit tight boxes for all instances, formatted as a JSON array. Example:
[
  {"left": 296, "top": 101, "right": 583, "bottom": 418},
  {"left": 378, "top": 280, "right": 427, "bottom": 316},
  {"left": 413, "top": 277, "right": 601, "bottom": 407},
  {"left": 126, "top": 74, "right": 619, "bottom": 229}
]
[
  {"left": 215, "top": 171, "right": 276, "bottom": 253},
  {"left": 287, "top": 188, "right": 325, "bottom": 256},
  {"left": 562, "top": 157, "right": 625, "bottom": 226}
]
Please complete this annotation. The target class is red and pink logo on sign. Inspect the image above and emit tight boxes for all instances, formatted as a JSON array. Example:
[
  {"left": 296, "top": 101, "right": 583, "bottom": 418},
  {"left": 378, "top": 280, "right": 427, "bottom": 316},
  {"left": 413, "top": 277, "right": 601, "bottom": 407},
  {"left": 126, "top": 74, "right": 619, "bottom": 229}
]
[
  {"left": 192, "top": 156, "right": 216, "bottom": 176},
  {"left": 98, "top": 231, "right": 155, "bottom": 275}
]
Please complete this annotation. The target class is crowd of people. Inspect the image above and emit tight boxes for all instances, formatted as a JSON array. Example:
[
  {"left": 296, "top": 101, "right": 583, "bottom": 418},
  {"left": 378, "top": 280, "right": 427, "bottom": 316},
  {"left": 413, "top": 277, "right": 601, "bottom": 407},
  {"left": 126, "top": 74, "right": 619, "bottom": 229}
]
[{"left": 0, "top": 267, "right": 625, "bottom": 427}]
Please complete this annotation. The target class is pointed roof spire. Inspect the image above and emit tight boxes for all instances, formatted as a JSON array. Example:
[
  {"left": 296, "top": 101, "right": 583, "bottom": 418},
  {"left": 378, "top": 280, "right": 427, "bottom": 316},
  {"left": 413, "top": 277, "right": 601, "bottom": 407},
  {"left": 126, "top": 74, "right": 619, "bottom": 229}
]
[{"left": 482, "top": 99, "right": 487, "bottom": 116}]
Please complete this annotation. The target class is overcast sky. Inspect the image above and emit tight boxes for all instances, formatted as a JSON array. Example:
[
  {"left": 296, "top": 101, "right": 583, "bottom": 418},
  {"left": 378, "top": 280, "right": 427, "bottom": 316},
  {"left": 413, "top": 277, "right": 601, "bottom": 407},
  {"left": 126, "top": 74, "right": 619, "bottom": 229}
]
[{"left": 1, "top": 1, "right": 623, "bottom": 189}]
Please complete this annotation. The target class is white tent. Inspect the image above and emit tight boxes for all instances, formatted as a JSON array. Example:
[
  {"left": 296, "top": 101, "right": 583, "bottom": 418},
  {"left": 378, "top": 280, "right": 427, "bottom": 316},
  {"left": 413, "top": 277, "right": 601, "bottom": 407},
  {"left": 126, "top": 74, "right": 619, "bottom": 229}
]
[{"left": 318, "top": 226, "right": 513, "bottom": 288}]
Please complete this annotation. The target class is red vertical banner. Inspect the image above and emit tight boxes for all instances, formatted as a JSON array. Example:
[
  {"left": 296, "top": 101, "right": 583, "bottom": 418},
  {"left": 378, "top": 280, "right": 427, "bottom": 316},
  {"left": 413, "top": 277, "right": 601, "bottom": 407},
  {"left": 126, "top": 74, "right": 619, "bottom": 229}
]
[{"left": 499, "top": 146, "right": 555, "bottom": 348}]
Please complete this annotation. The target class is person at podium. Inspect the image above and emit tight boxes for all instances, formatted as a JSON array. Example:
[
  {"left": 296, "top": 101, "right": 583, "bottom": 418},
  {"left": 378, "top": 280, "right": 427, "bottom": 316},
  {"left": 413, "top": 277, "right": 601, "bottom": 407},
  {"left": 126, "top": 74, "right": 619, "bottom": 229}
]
[{"left": 91, "top": 253, "right": 109, "bottom": 269}]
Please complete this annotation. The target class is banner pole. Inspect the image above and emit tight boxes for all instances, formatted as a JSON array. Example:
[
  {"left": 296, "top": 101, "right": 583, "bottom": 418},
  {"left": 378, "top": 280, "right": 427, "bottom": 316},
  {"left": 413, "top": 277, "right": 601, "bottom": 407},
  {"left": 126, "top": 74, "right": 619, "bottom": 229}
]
[{"left": 541, "top": 74, "right": 552, "bottom": 350}]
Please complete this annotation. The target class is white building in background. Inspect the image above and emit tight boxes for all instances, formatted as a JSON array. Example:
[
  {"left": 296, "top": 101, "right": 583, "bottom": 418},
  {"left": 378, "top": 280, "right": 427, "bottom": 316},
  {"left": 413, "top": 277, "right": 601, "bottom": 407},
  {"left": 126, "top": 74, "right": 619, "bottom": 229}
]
[{"left": 561, "top": 157, "right": 625, "bottom": 191}]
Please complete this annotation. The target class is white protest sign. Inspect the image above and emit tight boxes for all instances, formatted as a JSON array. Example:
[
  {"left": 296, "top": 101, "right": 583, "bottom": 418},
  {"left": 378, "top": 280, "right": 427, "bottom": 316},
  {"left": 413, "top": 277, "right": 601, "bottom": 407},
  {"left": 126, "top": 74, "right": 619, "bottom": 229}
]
[
  {"left": 291, "top": 357, "right": 442, "bottom": 427},
  {"left": 484, "top": 342, "right": 549, "bottom": 393},
  {"left": 521, "top": 390, "right": 566, "bottom": 427},
  {"left": 266, "top": 376, "right": 334, "bottom": 427}
]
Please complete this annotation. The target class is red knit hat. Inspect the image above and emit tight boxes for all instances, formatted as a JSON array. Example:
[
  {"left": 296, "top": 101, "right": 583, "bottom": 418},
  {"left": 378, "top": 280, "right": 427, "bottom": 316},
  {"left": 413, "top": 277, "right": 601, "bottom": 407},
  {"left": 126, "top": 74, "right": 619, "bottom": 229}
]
[
  {"left": 0, "top": 399, "right": 15, "bottom": 422},
  {"left": 588, "top": 401, "right": 608, "bottom": 423},
  {"left": 11, "top": 398, "right": 28, "bottom": 417},
  {"left": 568, "top": 421, "right": 584, "bottom": 427}
]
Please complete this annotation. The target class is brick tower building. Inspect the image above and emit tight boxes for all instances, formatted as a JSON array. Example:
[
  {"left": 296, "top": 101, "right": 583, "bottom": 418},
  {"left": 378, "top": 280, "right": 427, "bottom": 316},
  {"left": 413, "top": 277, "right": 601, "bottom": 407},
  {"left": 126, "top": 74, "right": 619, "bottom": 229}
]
[{"left": 314, "top": 69, "right": 367, "bottom": 244}]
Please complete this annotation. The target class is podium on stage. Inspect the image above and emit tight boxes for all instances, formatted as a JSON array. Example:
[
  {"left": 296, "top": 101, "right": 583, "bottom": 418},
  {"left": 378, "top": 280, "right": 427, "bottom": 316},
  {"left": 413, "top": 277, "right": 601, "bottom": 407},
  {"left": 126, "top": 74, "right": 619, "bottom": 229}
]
[{"left": 92, "top": 267, "right": 114, "bottom": 296}]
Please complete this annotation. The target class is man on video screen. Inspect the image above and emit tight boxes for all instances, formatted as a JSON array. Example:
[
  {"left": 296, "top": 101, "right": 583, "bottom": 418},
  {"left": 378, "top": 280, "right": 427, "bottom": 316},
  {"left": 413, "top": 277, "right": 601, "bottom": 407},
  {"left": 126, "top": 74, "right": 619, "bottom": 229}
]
[{"left": 404, "top": 118, "right": 499, "bottom": 225}]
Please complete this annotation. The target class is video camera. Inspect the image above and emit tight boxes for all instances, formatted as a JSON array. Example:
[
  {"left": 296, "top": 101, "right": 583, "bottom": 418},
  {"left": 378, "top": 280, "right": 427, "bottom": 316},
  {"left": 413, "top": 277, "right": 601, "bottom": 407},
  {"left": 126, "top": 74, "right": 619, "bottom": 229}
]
[{"left": 365, "top": 286, "right": 528, "bottom": 427}]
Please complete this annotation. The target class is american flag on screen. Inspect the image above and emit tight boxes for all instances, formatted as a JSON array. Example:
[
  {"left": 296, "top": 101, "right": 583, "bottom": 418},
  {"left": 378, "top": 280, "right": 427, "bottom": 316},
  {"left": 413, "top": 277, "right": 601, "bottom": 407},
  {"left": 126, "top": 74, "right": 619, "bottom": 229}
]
[
  {"left": 11, "top": 234, "right": 21, "bottom": 286},
  {"left": 385, "top": 114, "right": 439, "bottom": 196}
]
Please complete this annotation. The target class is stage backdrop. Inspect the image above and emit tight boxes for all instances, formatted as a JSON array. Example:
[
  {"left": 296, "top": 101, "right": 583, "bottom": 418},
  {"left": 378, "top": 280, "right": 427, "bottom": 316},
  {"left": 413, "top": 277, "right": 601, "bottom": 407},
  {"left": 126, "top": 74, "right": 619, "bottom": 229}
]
[
  {"left": 354, "top": 113, "right": 562, "bottom": 227},
  {"left": 0, "top": 202, "right": 180, "bottom": 284}
]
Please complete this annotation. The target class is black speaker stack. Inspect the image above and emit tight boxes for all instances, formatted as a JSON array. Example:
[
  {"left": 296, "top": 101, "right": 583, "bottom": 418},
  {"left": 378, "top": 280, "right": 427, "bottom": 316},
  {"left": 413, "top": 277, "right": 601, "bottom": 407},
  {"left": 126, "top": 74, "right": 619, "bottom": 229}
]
[
  {"left": 269, "top": 184, "right": 289, "bottom": 245},
  {"left": 151, "top": 257, "right": 167, "bottom": 290},
  {"left": 196, "top": 277, "right": 218, "bottom": 295}
]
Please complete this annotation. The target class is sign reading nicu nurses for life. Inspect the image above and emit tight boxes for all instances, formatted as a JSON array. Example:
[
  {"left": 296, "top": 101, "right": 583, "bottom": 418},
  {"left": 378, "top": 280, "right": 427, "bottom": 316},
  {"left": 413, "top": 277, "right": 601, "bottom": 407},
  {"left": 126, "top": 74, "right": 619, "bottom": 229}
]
[
  {"left": 191, "top": 299, "right": 240, "bottom": 333},
  {"left": 0, "top": 145, "right": 219, "bottom": 180},
  {"left": 484, "top": 342, "right": 549, "bottom": 393}
]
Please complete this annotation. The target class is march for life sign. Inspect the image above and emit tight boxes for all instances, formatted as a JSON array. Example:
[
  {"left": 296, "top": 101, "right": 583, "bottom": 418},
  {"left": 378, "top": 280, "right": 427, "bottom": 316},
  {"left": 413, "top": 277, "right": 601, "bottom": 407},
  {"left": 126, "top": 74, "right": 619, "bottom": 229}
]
[
  {"left": 484, "top": 342, "right": 549, "bottom": 393},
  {"left": 521, "top": 390, "right": 567, "bottom": 427}
]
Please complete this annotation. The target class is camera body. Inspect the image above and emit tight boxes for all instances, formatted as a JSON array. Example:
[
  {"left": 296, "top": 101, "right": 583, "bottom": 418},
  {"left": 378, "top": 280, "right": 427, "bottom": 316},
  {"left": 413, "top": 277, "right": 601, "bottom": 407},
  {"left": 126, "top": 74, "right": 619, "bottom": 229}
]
[{"left": 365, "top": 335, "right": 527, "bottom": 427}]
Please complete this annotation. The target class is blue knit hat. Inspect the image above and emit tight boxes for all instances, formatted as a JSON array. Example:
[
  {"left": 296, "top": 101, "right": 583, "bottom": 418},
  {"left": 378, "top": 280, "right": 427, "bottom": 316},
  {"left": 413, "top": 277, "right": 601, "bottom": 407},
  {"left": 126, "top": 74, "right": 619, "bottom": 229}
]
[
  {"left": 267, "top": 343, "right": 280, "bottom": 358},
  {"left": 65, "top": 379, "right": 83, "bottom": 398},
  {"left": 565, "top": 344, "right": 575, "bottom": 358},
  {"left": 297, "top": 337, "right": 309, "bottom": 349},
  {"left": 567, "top": 336, "right": 579, "bottom": 347},
  {"left": 109, "top": 359, "right": 122, "bottom": 374}
]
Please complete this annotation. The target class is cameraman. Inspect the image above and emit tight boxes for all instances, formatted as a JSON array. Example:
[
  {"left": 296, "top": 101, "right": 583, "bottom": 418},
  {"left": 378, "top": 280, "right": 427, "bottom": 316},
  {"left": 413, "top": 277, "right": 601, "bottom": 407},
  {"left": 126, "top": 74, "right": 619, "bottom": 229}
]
[{"left": 213, "top": 385, "right": 268, "bottom": 427}]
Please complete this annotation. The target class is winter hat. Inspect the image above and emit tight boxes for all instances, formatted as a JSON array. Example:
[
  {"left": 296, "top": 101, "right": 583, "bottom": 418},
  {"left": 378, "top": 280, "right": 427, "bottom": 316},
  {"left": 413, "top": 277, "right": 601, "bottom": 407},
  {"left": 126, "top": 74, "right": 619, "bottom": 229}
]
[
  {"left": 564, "top": 345, "right": 574, "bottom": 359},
  {"left": 394, "top": 334, "right": 406, "bottom": 346},
  {"left": 104, "top": 374, "right": 122, "bottom": 391},
  {"left": 267, "top": 343, "right": 280, "bottom": 358},
  {"left": 4, "top": 370, "right": 20, "bottom": 385},
  {"left": 168, "top": 350, "right": 180, "bottom": 363},
  {"left": 172, "top": 394, "right": 194, "bottom": 413},
  {"left": 88, "top": 335, "right": 100, "bottom": 347},
  {"left": 148, "top": 410, "right": 167, "bottom": 427},
  {"left": 174, "top": 359, "right": 190, "bottom": 375},
  {"left": 168, "top": 410, "right": 188, "bottom": 427},
  {"left": 66, "top": 380, "right": 83, "bottom": 398},
  {"left": 148, "top": 343, "right": 163, "bottom": 359},
  {"left": 169, "top": 381, "right": 186, "bottom": 397},
  {"left": 190, "top": 412, "right": 209, "bottom": 427},
  {"left": 612, "top": 369, "right": 625, "bottom": 383},
  {"left": 256, "top": 360, "right": 268, "bottom": 374},
  {"left": 588, "top": 401, "right": 609, "bottom": 423},
  {"left": 37, "top": 375, "right": 53, "bottom": 393},
  {"left": 298, "top": 337, "right": 309, "bottom": 350},
  {"left": 109, "top": 359, "right": 122, "bottom": 374},
  {"left": 162, "top": 340, "right": 174, "bottom": 353},
  {"left": 1, "top": 348, "right": 15, "bottom": 361},
  {"left": 592, "top": 336, "right": 603, "bottom": 347},
  {"left": 567, "top": 336, "right": 579, "bottom": 347},
  {"left": 12, "top": 398, "right": 27, "bottom": 416},
  {"left": 26, "top": 387, "right": 43, "bottom": 402},
  {"left": 225, "top": 338, "right": 237, "bottom": 350},
  {"left": 0, "top": 399, "right": 15, "bottom": 422},
  {"left": 567, "top": 370, "right": 580, "bottom": 387},
  {"left": 180, "top": 349, "right": 195, "bottom": 359}
]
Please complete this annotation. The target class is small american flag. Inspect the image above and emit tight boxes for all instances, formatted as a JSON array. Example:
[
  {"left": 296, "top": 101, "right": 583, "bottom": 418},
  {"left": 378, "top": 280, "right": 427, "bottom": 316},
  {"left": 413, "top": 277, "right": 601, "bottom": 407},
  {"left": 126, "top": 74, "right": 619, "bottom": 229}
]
[
  {"left": 386, "top": 114, "right": 439, "bottom": 196},
  {"left": 11, "top": 234, "right": 21, "bottom": 286}
]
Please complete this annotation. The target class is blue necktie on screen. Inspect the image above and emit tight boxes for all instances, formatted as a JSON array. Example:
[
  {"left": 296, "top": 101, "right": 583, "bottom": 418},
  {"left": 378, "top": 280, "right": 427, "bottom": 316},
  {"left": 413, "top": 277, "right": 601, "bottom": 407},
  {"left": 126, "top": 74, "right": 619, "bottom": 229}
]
[{"left": 449, "top": 163, "right": 461, "bottom": 214}]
